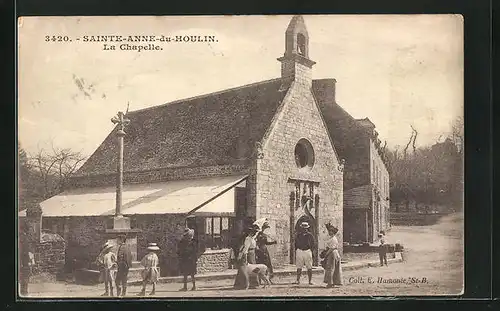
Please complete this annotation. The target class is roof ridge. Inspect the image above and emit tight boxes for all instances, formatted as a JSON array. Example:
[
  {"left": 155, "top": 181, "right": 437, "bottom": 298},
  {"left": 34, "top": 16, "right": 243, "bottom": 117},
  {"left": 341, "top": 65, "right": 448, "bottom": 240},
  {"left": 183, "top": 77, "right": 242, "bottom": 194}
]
[{"left": 128, "top": 77, "right": 287, "bottom": 114}]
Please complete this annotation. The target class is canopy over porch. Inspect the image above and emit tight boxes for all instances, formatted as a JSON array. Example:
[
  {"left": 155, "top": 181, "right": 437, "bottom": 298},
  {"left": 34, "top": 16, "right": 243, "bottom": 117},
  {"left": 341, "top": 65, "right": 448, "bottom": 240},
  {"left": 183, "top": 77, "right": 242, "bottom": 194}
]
[{"left": 18, "top": 175, "right": 248, "bottom": 218}]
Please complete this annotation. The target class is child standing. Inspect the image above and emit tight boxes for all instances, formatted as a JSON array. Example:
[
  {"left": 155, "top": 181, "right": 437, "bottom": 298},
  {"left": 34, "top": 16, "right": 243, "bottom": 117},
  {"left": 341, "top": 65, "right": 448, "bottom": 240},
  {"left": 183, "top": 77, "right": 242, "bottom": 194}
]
[
  {"left": 98, "top": 243, "right": 117, "bottom": 296},
  {"left": 378, "top": 233, "right": 388, "bottom": 267},
  {"left": 138, "top": 243, "right": 160, "bottom": 296}
]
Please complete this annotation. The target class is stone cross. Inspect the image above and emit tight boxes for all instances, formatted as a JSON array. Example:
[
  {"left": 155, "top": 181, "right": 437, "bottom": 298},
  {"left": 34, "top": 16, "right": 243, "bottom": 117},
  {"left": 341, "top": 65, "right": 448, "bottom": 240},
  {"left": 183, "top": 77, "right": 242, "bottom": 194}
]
[{"left": 111, "top": 111, "right": 130, "bottom": 216}]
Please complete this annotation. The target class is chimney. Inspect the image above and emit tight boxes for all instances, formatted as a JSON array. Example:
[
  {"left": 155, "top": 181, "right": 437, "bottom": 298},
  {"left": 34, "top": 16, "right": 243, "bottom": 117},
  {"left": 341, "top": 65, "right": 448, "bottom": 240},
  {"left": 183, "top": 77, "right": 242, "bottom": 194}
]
[{"left": 312, "top": 78, "right": 337, "bottom": 107}]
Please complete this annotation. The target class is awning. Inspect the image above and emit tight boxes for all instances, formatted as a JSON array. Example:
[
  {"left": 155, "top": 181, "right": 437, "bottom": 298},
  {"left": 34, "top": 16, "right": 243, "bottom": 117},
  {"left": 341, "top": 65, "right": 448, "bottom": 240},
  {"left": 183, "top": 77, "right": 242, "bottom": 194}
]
[{"left": 18, "top": 175, "right": 247, "bottom": 217}]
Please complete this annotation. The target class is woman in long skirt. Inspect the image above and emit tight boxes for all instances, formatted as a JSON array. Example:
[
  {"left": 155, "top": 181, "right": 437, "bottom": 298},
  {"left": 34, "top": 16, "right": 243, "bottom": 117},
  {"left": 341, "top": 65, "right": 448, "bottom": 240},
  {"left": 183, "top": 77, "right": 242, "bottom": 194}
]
[
  {"left": 322, "top": 223, "right": 343, "bottom": 288},
  {"left": 177, "top": 228, "right": 198, "bottom": 291},
  {"left": 255, "top": 222, "right": 277, "bottom": 283},
  {"left": 233, "top": 225, "right": 259, "bottom": 289},
  {"left": 233, "top": 232, "right": 249, "bottom": 289}
]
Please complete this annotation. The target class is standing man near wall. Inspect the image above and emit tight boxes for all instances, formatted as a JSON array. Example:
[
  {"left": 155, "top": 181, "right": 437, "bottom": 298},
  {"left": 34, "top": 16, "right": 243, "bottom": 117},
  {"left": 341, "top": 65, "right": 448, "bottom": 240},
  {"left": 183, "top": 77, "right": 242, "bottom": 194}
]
[
  {"left": 19, "top": 225, "right": 34, "bottom": 296},
  {"left": 293, "top": 222, "right": 315, "bottom": 285},
  {"left": 115, "top": 234, "right": 132, "bottom": 297}
]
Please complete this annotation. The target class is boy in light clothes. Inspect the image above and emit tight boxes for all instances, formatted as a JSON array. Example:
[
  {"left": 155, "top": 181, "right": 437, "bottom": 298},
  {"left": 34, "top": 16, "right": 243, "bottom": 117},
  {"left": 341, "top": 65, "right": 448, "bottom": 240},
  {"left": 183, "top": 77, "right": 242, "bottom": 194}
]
[
  {"left": 98, "top": 243, "right": 118, "bottom": 296},
  {"left": 138, "top": 243, "right": 160, "bottom": 296}
]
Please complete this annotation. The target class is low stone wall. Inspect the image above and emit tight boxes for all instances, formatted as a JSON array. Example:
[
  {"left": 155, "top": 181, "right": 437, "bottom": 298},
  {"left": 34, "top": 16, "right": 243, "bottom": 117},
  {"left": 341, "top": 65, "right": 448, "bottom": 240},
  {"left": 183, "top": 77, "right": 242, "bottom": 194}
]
[
  {"left": 33, "top": 232, "right": 66, "bottom": 275},
  {"left": 196, "top": 249, "right": 231, "bottom": 274},
  {"left": 390, "top": 212, "right": 445, "bottom": 226},
  {"left": 344, "top": 243, "right": 398, "bottom": 253}
]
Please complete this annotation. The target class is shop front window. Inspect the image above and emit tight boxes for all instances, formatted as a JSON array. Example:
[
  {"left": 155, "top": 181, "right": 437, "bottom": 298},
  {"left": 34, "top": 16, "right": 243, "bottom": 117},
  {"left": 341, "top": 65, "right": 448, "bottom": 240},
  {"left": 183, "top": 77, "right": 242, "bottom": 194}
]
[{"left": 204, "top": 216, "right": 233, "bottom": 250}]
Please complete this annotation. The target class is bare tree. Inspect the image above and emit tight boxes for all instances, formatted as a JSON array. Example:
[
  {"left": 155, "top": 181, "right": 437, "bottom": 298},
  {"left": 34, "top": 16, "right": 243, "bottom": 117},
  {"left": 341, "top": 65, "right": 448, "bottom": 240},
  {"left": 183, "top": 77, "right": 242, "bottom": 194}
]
[
  {"left": 403, "top": 128, "right": 415, "bottom": 157},
  {"left": 410, "top": 125, "right": 418, "bottom": 154},
  {"left": 53, "top": 147, "right": 87, "bottom": 191},
  {"left": 450, "top": 116, "right": 464, "bottom": 154},
  {"left": 28, "top": 143, "right": 87, "bottom": 198}
]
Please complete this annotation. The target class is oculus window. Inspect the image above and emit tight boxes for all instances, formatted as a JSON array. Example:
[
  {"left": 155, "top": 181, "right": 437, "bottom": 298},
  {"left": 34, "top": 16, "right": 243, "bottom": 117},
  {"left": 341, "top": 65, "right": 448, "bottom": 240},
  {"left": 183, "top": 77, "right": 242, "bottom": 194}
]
[{"left": 294, "top": 139, "right": 315, "bottom": 169}]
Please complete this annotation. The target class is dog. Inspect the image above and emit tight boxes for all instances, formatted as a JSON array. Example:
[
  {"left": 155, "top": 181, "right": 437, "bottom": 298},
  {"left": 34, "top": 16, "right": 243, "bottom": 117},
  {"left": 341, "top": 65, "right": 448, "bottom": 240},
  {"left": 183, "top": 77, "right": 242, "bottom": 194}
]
[{"left": 245, "top": 264, "right": 271, "bottom": 289}]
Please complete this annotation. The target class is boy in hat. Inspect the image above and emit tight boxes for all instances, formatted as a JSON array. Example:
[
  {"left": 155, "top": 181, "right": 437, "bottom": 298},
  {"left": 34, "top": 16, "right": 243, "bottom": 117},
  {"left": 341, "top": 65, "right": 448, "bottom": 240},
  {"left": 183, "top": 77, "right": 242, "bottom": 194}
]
[
  {"left": 138, "top": 243, "right": 160, "bottom": 296},
  {"left": 115, "top": 234, "right": 132, "bottom": 297},
  {"left": 98, "top": 242, "right": 117, "bottom": 296},
  {"left": 378, "top": 233, "right": 388, "bottom": 266},
  {"left": 293, "top": 222, "right": 315, "bottom": 285}
]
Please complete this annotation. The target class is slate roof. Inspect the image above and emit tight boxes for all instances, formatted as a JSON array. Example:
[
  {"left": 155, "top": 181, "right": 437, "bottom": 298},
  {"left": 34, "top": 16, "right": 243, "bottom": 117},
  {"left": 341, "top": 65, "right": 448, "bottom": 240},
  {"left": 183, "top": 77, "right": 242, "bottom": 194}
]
[
  {"left": 76, "top": 78, "right": 293, "bottom": 176},
  {"left": 312, "top": 79, "right": 368, "bottom": 161},
  {"left": 75, "top": 77, "right": 371, "bottom": 178}
]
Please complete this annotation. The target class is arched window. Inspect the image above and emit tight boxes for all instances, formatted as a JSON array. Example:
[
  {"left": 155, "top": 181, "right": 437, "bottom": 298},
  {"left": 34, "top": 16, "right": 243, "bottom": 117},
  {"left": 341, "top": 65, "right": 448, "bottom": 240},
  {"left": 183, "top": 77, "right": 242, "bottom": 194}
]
[{"left": 297, "top": 33, "right": 306, "bottom": 56}]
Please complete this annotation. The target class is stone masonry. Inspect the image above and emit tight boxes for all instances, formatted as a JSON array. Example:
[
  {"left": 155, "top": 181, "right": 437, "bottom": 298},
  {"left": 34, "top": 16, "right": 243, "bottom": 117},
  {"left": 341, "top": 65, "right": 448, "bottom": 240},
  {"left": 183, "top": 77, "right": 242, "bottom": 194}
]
[
  {"left": 42, "top": 214, "right": 232, "bottom": 276},
  {"left": 32, "top": 232, "right": 66, "bottom": 275},
  {"left": 134, "top": 214, "right": 186, "bottom": 277},
  {"left": 369, "top": 139, "right": 391, "bottom": 239},
  {"left": 245, "top": 16, "right": 344, "bottom": 267},
  {"left": 248, "top": 78, "right": 344, "bottom": 267},
  {"left": 196, "top": 249, "right": 231, "bottom": 274}
]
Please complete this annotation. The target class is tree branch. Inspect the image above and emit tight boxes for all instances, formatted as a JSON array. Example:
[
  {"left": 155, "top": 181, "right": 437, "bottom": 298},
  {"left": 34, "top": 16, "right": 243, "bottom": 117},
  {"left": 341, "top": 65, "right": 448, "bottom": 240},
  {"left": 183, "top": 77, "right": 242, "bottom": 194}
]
[{"left": 410, "top": 125, "right": 418, "bottom": 154}]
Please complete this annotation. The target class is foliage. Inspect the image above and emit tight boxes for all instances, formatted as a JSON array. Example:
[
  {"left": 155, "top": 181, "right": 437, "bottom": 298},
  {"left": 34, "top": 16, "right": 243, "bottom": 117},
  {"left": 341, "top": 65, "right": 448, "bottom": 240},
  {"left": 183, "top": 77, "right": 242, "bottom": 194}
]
[{"left": 387, "top": 117, "right": 463, "bottom": 212}]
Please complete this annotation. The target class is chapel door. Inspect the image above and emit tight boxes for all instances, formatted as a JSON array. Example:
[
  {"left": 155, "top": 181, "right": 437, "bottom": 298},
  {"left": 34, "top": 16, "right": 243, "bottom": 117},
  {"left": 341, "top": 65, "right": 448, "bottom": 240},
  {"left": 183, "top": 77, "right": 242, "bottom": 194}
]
[
  {"left": 294, "top": 215, "right": 317, "bottom": 263},
  {"left": 288, "top": 179, "right": 320, "bottom": 266}
]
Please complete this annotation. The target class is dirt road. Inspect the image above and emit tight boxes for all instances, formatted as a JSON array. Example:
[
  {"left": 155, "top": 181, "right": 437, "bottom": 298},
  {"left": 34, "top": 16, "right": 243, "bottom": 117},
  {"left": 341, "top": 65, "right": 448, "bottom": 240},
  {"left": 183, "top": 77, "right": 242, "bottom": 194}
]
[{"left": 25, "top": 212, "right": 463, "bottom": 298}]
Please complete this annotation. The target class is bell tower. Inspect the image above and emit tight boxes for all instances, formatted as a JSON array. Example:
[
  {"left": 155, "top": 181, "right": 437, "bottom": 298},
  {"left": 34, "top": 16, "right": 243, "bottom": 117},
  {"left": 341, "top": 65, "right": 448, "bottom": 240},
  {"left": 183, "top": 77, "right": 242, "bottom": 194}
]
[{"left": 278, "top": 15, "right": 316, "bottom": 86}]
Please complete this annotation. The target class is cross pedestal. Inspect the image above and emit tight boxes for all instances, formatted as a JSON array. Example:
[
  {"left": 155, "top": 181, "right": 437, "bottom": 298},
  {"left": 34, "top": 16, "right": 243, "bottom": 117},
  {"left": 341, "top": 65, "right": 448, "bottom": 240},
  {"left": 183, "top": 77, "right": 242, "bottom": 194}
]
[{"left": 105, "top": 215, "right": 141, "bottom": 262}]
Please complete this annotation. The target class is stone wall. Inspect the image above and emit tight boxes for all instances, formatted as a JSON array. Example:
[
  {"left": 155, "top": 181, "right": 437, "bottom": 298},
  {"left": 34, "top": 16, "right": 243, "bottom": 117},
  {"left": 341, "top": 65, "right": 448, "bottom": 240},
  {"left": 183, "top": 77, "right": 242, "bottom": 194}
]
[
  {"left": 369, "top": 139, "right": 391, "bottom": 240},
  {"left": 343, "top": 134, "right": 371, "bottom": 190},
  {"left": 343, "top": 209, "right": 368, "bottom": 244},
  {"left": 33, "top": 232, "right": 66, "bottom": 275},
  {"left": 196, "top": 249, "right": 231, "bottom": 274},
  {"left": 42, "top": 214, "right": 198, "bottom": 277},
  {"left": 42, "top": 216, "right": 108, "bottom": 271},
  {"left": 251, "top": 79, "right": 344, "bottom": 267},
  {"left": 134, "top": 214, "right": 187, "bottom": 277}
]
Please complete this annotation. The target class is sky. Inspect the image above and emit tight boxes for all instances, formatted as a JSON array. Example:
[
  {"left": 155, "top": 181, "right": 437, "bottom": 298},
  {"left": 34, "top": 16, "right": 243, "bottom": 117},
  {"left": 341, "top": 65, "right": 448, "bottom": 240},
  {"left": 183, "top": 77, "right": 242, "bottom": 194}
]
[{"left": 18, "top": 15, "right": 464, "bottom": 158}]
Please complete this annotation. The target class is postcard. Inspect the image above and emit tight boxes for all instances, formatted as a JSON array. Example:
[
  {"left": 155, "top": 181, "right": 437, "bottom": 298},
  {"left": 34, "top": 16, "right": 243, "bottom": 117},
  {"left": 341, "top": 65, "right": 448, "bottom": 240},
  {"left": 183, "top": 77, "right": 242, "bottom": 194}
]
[{"left": 17, "top": 15, "right": 464, "bottom": 298}]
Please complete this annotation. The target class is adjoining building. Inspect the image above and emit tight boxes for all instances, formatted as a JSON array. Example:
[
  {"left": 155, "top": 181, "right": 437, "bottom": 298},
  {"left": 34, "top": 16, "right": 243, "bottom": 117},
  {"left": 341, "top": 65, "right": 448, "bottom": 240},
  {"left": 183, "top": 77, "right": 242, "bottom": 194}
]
[{"left": 314, "top": 90, "right": 391, "bottom": 243}]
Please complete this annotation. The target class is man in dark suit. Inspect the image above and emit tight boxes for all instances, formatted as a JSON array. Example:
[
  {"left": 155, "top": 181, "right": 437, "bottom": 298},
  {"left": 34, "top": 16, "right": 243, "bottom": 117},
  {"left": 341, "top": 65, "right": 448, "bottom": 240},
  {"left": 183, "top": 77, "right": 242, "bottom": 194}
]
[
  {"left": 19, "top": 227, "right": 33, "bottom": 296},
  {"left": 115, "top": 234, "right": 132, "bottom": 297}
]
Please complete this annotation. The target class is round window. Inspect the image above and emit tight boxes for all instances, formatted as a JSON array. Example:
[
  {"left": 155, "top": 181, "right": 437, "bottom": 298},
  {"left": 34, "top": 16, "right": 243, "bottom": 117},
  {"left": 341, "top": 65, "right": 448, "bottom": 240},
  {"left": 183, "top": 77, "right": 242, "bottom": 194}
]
[{"left": 294, "top": 139, "right": 315, "bottom": 168}]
